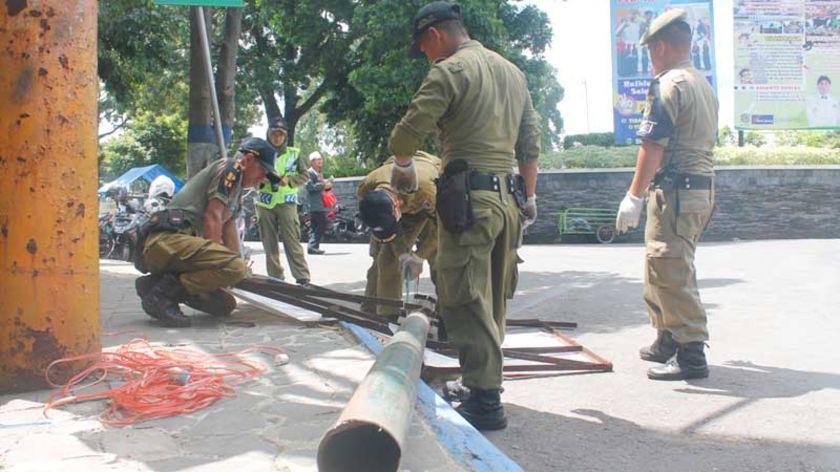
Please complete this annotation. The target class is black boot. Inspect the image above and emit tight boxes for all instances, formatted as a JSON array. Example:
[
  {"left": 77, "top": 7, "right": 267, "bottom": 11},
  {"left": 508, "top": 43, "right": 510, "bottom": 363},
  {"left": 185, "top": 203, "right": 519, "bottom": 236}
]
[
  {"left": 135, "top": 274, "right": 161, "bottom": 297},
  {"left": 648, "top": 342, "right": 709, "bottom": 381},
  {"left": 639, "top": 330, "right": 678, "bottom": 363},
  {"left": 135, "top": 274, "right": 162, "bottom": 319},
  {"left": 455, "top": 388, "right": 508, "bottom": 431},
  {"left": 184, "top": 289, "right": 237, "bottom": 317},
  {"left": 141, "top": 273, "right": 191, "bottom": 327}
]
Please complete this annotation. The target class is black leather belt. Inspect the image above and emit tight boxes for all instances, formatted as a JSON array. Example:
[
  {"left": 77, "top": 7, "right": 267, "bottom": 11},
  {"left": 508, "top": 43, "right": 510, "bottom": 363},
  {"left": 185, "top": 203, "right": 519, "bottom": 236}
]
[
  {"left": 469, "top": 172, "right": 515, "bottom": 193},
  {"left": 653, "top": 173, "right": 713, "bottom": 190}
]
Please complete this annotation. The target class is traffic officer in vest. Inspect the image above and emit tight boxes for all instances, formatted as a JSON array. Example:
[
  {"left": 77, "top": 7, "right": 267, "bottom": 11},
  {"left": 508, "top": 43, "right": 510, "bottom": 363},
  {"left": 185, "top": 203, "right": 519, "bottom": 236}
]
[
  {"left": 615, "top": 9, "right": 718, "bottom": 381},
  {"left": 389, "top": 2, "right": 541, "bottom": 430},
  {"left": 255, "top": 116, "right": 312, "bottom": 284},
  {"left": 357, "top": 151, "right": 441, "bottom": 317},
  {"left": 135, "top": 137, "right": 280, "bottom": 327}
]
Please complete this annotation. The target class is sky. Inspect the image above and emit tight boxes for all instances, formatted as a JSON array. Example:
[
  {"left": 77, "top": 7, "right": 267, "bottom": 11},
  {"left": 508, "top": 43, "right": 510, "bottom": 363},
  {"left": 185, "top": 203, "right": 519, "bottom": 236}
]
[{"left": 529, "top": 0, "right": 735, "bottom": 135}]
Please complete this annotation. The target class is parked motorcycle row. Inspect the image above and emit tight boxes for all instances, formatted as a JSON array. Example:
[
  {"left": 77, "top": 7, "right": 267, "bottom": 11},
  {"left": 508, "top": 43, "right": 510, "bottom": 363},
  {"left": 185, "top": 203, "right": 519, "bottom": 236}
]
[{"left": 240, "top": 190, "right": 369, "bottom": 244}]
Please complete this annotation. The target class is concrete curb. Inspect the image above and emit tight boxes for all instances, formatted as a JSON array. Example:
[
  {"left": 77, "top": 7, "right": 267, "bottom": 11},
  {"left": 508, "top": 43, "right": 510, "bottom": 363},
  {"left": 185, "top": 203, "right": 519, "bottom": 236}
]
[{"left": 342, "top": 322, "right": 523, "bottom": 472}]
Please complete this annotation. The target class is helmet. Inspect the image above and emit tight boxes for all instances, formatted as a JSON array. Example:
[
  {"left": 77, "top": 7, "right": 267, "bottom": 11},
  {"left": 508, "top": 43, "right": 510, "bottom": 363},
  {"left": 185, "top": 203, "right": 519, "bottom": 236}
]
[
  {"left": 148, "top": 175, "right": 176, "bottom": 199},
  {"left": 107, "top": 185, "right": 128, "bottom": 203}
]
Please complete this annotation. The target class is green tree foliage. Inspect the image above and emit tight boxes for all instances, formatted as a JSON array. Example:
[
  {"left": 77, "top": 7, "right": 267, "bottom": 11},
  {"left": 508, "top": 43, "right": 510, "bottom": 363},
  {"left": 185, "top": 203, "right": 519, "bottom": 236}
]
[
  {"left": 539, "top": 144, "right": 840, "bottom": 170},
  {"left": 321, "top": 0, "right": 564, "bottom": 162},
  {"left": 563, "top": 132, "right": 615, "bottom": 149},
  {"left": 98, "top": 1, "right": 259, "bottom": 179},
  {"left": 775, "top": 130, "right": 840, "bottom": 148},
  {"left": 744, "top": 131, "right": 766, "bottom": 147},
  {"left": 99, "top": 113, "right": 188, "bottom": 182},
  {"left": 98, "top": 0, "right": 563, "bottom": 175}
]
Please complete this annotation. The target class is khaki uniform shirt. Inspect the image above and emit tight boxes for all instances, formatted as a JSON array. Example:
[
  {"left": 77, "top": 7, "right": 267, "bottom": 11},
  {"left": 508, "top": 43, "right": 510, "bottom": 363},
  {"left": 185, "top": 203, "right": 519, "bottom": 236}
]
[
  {"left": 389, "top": 40, "right": 541, "bottom": 174},
  {"left": 357, "top": 152, "right": 440, "bottom": 257},
  {"left": 356, "top": 151, "right": 441, "bottom": 217},
  {"left": 168, "top": 158, "right": 243, "bottom": 237},
  {"left": 638, "top": 59, "right": 718, "bottom": 177}
]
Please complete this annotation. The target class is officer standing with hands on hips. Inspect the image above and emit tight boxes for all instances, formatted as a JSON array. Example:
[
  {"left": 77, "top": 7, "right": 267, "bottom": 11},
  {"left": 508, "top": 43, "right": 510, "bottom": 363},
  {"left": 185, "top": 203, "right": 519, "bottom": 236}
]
[
  {"left": 615, "top": 9, "right": 718, "bottom": 381},
  {"left": 389, "top": 1, "right": 541, "bottom": 430},
  {"left": 254, "top": 116, "right": 312, "bottom": 285},
  {"left": 134, "top": 137, "right": 280, "bottom": 327}
]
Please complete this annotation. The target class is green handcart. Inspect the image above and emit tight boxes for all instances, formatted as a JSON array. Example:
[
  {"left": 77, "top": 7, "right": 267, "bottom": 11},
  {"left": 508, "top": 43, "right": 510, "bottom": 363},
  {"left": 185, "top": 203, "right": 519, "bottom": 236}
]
[{"left": 558, "top": 208, "right": 619, "bottom": 244}]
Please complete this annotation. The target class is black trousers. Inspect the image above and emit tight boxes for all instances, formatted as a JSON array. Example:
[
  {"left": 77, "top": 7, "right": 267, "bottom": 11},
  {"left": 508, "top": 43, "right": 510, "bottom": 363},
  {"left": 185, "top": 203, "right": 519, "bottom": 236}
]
[{"left": 308, "top": 211, "right": 327, "bottom": 249}]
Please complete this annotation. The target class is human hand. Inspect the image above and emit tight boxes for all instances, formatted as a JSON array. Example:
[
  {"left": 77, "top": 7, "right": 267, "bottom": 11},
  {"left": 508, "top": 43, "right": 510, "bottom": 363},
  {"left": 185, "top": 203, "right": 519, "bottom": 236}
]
[
  {"left": 391, "top": 159, "right": 418, "bottom": 193},
  {"left": 615, "top": 192, "right": 644, "bottom": 233},
  {"left": 398, "top": 253, "right": 424, "bottom": 280},
  {"left": 522, "top": 195, "right": 537, "bottom": 229}
]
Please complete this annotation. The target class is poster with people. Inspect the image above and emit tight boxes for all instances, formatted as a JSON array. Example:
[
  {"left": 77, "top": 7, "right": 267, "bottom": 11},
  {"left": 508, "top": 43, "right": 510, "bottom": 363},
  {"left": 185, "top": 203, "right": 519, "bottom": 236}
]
[
  {"left": 610, "top": 0, "right": 717, "bottom": 145},
  {"left": 735, "top": 0, "right": 840, "bottom": 129}
]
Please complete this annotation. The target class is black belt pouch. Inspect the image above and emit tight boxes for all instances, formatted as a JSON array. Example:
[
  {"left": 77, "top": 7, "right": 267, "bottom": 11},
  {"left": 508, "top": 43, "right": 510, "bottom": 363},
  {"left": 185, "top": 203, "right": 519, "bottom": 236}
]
[{"left": 435, "top": 159, "right": 474, "bottom": 233}]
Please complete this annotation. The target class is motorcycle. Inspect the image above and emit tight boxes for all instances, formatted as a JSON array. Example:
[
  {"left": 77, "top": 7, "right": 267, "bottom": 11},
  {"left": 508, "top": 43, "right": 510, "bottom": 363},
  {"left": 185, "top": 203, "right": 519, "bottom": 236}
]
[
  {"left": 299, "top": 203, "right": 368, "bottom": 243},
  {"left": 98, "top": 209, "right": 141, "bottom": 261}
]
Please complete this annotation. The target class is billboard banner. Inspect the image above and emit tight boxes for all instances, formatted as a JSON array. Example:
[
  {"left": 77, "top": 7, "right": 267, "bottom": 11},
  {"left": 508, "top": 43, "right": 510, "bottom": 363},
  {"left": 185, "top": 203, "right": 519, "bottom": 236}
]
[
  {"left": 734, "top": 1, "right": 840, "bottom": 130},
  {"left": 610, "top": 0, "right": 717, "bottom": 145}
]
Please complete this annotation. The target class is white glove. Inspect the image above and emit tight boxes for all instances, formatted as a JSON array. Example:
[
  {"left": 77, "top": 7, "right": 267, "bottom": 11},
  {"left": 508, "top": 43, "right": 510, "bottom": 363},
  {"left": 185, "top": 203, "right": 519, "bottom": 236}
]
[
  {"left": 522, "top": 195, "right": 537, "bottom": 229},
  {"left": 391, "top": 159, "right": 419, "bottom": 193},
  {"left": 398, "top": 253, "right": 424, "bottom": 280},
  {"left": 615, "top": 192, "right": 645, "bottom": 234}
]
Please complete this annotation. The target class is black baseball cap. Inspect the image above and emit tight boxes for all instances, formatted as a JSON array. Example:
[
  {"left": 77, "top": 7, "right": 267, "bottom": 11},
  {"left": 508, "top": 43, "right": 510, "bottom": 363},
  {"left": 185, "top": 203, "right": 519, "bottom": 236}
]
[
  {"left": 359, "top": 189, "right": 400, "bottom": 242},
  {"left": 238, "top": 137, "right": 279, "bottom": 180},
  {"left": 409, "top": 2, "right": 462, "bottom": 58},
  {"left": 268, "top": 115, "right": 288, "bottom": 131}
]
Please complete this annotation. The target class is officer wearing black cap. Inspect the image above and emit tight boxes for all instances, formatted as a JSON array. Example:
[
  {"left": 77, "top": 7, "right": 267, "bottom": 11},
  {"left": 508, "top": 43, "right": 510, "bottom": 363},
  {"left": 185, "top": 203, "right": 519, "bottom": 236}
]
[
  {"left": 388, "top": 2, "right": 541, "bottom": 431},
  {"left": 614, "top": 9, "right": 718, "bottom": 381},
  {"left": 135, "top": 137, "right": 279, "bottom": 327},
  {"left": 356, "top": 151, "right": 441, "bottom": 318}
]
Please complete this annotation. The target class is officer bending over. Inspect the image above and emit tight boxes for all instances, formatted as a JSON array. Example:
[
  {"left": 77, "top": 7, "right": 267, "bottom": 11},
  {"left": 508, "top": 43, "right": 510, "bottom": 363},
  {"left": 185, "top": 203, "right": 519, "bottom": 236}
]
[{"left": 357, "top": 151, "right": 441, "bottom": 317}]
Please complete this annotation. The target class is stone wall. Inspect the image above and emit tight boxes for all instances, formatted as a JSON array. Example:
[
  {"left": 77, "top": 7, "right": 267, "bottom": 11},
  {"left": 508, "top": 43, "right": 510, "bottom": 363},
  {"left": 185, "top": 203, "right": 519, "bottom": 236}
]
[{"left": 330, "top": 166, "right": 840, "bottom": 243}]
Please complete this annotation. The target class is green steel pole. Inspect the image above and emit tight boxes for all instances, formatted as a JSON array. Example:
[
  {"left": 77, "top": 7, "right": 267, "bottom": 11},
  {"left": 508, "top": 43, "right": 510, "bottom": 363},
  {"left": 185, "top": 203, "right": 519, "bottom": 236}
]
[{"left": 317, "top": 312, "right": 431, "bottom": 472}]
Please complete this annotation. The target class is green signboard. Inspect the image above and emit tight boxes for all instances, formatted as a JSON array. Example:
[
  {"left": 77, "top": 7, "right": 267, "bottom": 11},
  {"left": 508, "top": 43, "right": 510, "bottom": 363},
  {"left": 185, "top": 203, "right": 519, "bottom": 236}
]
[{"left": 153, "top": 0, "right": 243, "bottom": 7}]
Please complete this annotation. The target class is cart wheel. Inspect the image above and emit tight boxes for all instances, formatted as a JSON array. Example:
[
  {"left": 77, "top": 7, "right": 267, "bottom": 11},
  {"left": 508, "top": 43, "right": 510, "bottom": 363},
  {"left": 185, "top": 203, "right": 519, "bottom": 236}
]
[{"left": 595, "top": 225, "right": 616, "bottom": 244}]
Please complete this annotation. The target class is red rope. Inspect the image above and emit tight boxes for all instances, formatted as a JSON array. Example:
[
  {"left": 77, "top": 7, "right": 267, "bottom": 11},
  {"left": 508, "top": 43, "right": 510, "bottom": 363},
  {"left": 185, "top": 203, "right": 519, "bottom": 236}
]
[{"left": 43, "top": 338, "right": 286, "bottom": 426}]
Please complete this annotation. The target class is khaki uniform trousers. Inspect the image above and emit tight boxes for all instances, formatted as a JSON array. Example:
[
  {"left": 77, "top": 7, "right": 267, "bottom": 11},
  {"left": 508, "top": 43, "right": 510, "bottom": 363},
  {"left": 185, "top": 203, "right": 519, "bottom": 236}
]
[
  {"left": 142, "top": 232, "right": 248, "bottom": 296},
  {"left": 363, "top": 214, "right": 437, "bottom": 316},
  {"left": 644, "top": 185, "right": 714, "bottom": 344},
  {"left": 256, "top": 203, "right": 310, "bottom": 282},
  {"left": 437, "top": 188, "right": 521, "bottom": 390}
]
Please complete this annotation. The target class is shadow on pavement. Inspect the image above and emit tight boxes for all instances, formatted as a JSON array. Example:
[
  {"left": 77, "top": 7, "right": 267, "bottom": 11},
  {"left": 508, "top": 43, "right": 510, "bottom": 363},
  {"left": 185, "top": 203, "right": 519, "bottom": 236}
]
[
  {"left": 494, "top": 403, "right": 840, "bottom": 472},
  {"left": 677, "top": 361, "right": 840, "bottom": 435}
]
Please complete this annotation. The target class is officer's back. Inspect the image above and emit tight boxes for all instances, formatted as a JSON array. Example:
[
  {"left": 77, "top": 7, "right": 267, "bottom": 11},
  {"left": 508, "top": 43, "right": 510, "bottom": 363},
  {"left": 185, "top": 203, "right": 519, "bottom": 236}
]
[{"left": 434, "top": 41, "right": 531, "bottom": 172}]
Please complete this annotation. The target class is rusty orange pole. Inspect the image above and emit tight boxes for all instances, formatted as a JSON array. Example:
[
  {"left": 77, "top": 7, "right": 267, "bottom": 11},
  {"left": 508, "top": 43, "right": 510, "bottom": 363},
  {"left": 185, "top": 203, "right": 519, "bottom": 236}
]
[{"left": 0, "top": 0, "right": 100, "bottom": 393}]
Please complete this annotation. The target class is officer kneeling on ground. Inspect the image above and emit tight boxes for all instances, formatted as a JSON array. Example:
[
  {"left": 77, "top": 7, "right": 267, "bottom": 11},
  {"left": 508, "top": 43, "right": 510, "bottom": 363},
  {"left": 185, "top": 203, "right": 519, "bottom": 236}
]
[
  {"left": 357, "top": 151, "right": 441, "bottom": 318},
  {"left": 134, "top": 137, "right": 280, "bottom": 327}
]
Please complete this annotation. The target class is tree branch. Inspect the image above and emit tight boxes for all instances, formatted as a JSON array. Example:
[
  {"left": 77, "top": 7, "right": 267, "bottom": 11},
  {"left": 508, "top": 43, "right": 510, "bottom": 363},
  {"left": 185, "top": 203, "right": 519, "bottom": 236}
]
[
  {"left": 295, "top": 79, "right": 330, "bottom": 118},
  {"left": 98, "top": 116, "right": 129, "bottom": 140}
]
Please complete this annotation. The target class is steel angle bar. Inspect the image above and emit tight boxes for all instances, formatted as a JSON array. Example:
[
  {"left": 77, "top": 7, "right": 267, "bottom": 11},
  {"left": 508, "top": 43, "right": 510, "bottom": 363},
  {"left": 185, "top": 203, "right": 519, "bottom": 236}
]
[{"left": 507, "top": 319, "right": 578, "bottom": 329}]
